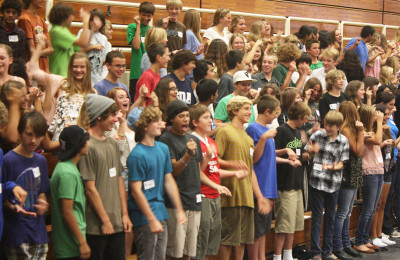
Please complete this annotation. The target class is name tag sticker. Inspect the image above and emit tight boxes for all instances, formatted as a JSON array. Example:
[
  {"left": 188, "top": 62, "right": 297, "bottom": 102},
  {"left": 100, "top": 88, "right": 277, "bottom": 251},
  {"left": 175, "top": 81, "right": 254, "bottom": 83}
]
[
  {"left": 141, "top": 36, "right": 145, "bottom": 42},
  {"left": 69, "top": 110, "right": 80, "bottom": 118},
  {"left": 109, "top": 167, "right": 117, "bottom": 178},
  {"left": 296, "top": 149, "right": 301, "bottom": 156},
  {"left": 178, "top": 31, "right": 183, "bottom": 38},
  {"left": 0, "top": 184, "right": 2, "bottom": 194},
  {"left": 32, "top": 167, "right": 41, "bottom": 178},
  {"left": 386, "top": 153, "right": 391, "bottom": 159},
  {"left": 143, "top": 179, "right": 155, "bottom": 190},
  {"left": 9, "top": 35, "right": 18, "bottom": 42},
  {"left": 377, "top": 157, "right": 383, "bottom": 163},
  {"left": 250, "top": 148, "right": 254, "bottom": 156},
  {"left": 329, "top": 103, "right": 338, "bottom": 110},
  {"left": 314, "top": 163, "right": 323, "bottom": 171},
  {"left": 316, "top": 110, "right": 320, "bottom": 116},
  {"left": 196, "top": 194, "right": 202, "bottom": 203}
]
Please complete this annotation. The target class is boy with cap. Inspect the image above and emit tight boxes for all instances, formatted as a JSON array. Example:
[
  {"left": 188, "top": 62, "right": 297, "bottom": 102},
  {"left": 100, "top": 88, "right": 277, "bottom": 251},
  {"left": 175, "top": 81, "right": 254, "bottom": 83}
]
[
  {"left": 78, "top": 94, "right": 132, "bottom": 260},
  {"left": 51, "top": 125, "right": 91, "bottom": 260},
  {"left": 160, "top": 100, "right": 230, "bottom": 259},
  {"left": 127, "top": 106, "right": 186, "bottom": 260},
  {"left": 214, "top": 70, "right": 257, "bottom": 126}
]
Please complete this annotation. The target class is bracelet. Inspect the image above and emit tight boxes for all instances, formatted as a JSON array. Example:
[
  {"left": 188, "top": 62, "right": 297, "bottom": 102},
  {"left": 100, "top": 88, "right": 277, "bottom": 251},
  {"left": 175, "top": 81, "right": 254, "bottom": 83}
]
[
  {"left": 118, "top": 133, "right": 126, "bottom": 138},
  {"left": 179, "top": 159, "right": 187, "bottom": 167}
]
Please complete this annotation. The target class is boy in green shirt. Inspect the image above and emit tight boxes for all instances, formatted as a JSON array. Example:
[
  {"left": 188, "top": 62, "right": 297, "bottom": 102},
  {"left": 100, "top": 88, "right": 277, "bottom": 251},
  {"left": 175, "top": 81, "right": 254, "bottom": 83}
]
[
  {"left": 48, "top": 3, "right": 91, "bottom": 77},
  {"left": 50, "top": 126, "right": 91, "bottom": 259},
  {"left": 127, "top": 2, "right": 155, "bottom": 99}
]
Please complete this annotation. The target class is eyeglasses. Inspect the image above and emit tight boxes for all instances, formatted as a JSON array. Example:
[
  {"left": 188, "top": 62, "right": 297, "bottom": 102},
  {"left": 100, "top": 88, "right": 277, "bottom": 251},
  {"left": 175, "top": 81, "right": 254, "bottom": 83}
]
[
  {"left": 111, "top": 64, "right": 126, "bottom": 69},
  {"left": 168, "top": 87, "right": 178, "bottom": 91}
]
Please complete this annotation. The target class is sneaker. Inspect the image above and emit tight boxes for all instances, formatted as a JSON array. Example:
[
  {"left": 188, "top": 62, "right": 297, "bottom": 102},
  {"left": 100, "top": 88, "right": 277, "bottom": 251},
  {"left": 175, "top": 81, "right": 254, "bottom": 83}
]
[
  {"left": 372, "top": 238, "right": 388, "bottom": 247},
  {"left": 391, "top": 230, "right": 400, "bottom": 238},
  {"left": 381, "top": 234, "right": 396, "bottom": 245}
]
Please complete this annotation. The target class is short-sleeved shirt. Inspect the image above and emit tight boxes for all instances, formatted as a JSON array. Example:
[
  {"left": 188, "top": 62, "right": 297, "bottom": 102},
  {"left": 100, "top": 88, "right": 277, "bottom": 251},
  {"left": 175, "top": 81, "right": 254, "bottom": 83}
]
[
  {"left": 191, "top": 133, "right": 220, "bottom": 199},
  {"left": 17, "top": 10, "right": 50, "bottom": 72},
  {"left": 163, "top": 73, "right": 196, "bottom": 106},
  {"left": 216, "top": 74, "right": 234, "bottom": 103},
  {"left": 155, "top": 19, "right": 186, "bottom": 52},
  {"left": 246, "top": 122, "right": 278, "bottom": 199},
  {"left": 272, "top": 63, "right": 296, "bottom": 88},
  {"left": 127, "top": 23, "right": 150, "bottom": 80},
  {"left": 127, "top": 142, "right": 173, "bottom": 227},
  {"left": 304, "top": 129, "right": 349, "bottom": 193},
  {"left": 214, "top": 94, "right": 256, "bottom": 123},
  {"left": 0, "top": 20, "right": 26, "bottom": 59},
  {"left": 344, "top": 38, "right": 369, "bottom": 70},
  {"left": 1, "top": 151, "right": 49, "bottom": 246},
  {"left": 215, "top": 124, "right": 254, "bottom": 208},
  {"left": 159, "top": 131, "right": 203, "bottom": 211},
  {"left": 203, "top": 27, "right": 230, "bottom": 46},
  {"left": 50, "top": 160, "right": 86, "bottom": 258},
  {"left": 318, "top": 92, "right": 350, "bottom": 124},
  {"left": 310, "top": 61, "right": 323, "bottom": 71},
  {"left": 77, "top": 30, "right": 110, "bottom": 85},
  {"left": 140, "top": 53, "right": 168, "bottom": 78},
  {"left": 274, "top": 123, "right": 304, "bottom": 191},
  {"left": 183, "top": 29, "right": 203, "bottom": 60},
  {"left": 94, "top": 78, "right": 129, "bottom": 99},
  {"left": 49, "top": 25, "right": 79, "bottom": 77},
  {"left": 309, "top": 68, "right": 348, "bottom": 91},
  {"left": 251, "top": 72, "right": 280, "bottom": 92},
  {"left": 78, "top": 136, "right": 123, "bottom": 235},
  {"left": 135, "top": 68, "right": 161, "bottom": 106}
]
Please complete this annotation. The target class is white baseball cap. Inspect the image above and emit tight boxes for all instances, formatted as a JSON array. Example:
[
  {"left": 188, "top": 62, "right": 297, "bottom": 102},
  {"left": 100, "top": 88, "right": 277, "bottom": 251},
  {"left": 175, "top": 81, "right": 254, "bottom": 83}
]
[{"left": 233, "top": 70, "right": 257, "bottom": 83}]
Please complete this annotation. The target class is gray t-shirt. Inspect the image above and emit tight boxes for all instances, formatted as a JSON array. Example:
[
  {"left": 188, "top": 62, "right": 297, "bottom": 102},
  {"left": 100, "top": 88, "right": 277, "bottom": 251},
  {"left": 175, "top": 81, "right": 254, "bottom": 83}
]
[
  {"left": 78, "top": 136, "right": 123, "bottom": 235},
  {"left": 217, "top": 73, "right": 234, "bottom": 103},
  {"left": 159, "top": 131, "right": 203, "bottom": 211}
]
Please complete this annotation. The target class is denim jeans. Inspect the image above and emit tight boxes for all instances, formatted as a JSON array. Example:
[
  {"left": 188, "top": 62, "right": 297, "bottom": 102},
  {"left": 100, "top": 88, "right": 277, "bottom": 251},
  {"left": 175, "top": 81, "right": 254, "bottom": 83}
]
[
  {"left": 332, "top": 187, "right": 357, "bottom": 251},
  {"left": 309, "top": 186, "right": 339, "bottom": 258},
  {"left": 133, "top": 220, "right": 168, "bottom": 260},
  {"left": 355, "top": 174, "right": 384, "bottom": 246},
  {"left": 383, "top": 161, "right": 400, "bottom": 234}
]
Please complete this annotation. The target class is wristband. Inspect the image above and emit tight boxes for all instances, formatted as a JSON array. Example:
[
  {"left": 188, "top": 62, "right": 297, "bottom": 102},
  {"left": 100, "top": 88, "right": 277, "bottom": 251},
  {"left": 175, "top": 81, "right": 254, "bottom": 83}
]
[{"left": 179, "top": 159, "right": 187, "bottom": 167}]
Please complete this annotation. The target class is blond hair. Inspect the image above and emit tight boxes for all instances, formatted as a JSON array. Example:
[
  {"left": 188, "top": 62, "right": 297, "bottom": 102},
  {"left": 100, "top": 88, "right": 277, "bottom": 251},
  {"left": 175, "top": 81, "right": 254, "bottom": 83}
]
[
  {"left": 379, "top": 66, "right": 394, "bottom": 85},
  {"left": 326, "top": 70, "right": 346, "bottom": 91},
  {"left": 226, "top": 96, "right": 252, "bottom": 120},
  {"left": 144, "top": 27, "right": 168, "bottom": 52},
  {"left": 166, "top": 0, "right": 182, "bottom": 9},
  {"left": 276, "top": 43, "right": 301, "bottom": 63},
  {"left": 320, "top": 48, "right": 339, "bottom": 61},
  {"left": 247, "top": 21, "right": 264, "bottom": 42},
  {"left": 324, "top": 110, "right": 344, "bottom": 126},
  {"left": 135, "top": 106, "right": 162, "bottom": 142},
  {"left": 0, "top": 101, "right": 8, "bottom": 128}
]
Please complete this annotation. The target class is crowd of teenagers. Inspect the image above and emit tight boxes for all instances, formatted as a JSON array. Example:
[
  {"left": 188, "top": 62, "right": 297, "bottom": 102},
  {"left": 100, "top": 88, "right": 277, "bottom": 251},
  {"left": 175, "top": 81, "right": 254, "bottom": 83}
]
[{"left": 2, "top": 0, "right": 400, "bottom": 260}]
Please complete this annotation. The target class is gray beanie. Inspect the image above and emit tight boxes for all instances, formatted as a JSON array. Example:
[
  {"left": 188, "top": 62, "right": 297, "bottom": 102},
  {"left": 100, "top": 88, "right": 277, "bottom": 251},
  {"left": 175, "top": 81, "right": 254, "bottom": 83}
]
[
  {"left": 166, "top": 100, "right": 188, "bottom": 125},
  {"left": 85, "top": 94, "right": 116, "bottom": 123}
]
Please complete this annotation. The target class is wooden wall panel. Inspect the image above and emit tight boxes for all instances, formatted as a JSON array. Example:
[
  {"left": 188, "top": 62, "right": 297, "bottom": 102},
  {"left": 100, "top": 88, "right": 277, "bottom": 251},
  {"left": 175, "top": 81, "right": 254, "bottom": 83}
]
[
  {"left": 293, "top": 0, "right": 383, "bottom": 10},
  {"left": 383, "top": 0, "right": 400, "bottom": 13},
  {"left": 383, "top": 13, "right": 400, "bottom": 26}
]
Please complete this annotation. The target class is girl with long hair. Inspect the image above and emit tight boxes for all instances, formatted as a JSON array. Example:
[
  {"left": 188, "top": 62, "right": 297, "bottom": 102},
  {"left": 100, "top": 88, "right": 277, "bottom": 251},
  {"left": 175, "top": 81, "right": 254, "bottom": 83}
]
[
  {"left": 345, "top": 80, "right": 371, "bottom": 107},
  {"left": 182, "top": 9, "right": 204, "bottom": 59},
  {"left": 204, "top": 39, "right": 228, "bottom": 80},
  {"left": 154, "top": 77, "right": 178, "bottom": 121},
  {"left": 332, "top": 101, "right": 364, "bottom": 258},
  {"left": 336, "top": 50, "right": 365, "bottom": 83},
  {"left": 203, "top": 8, "right": 231, "bottom": 48}
]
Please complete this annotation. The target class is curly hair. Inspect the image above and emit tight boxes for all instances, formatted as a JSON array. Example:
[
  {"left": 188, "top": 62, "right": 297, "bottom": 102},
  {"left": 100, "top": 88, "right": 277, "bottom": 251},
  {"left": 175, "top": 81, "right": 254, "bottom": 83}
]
[
  {"left": 303, "top": 77, "right": 322, "bottom": 102},
  {"left": 326, "top": 70, "right": 346, "bottom": 91},
  {"left": 276, "top": 43, "right": 301, "bottom": 63},
  {"left": 336, "top": 50, "right": 364, "bottom": 82},
  {"left": 226, "top": 96, "right": 252, "bottom": 120},
  {"left": 205, "top": 39, "right": 228, "bottom": 78},
  {"left": 135, "top": 106, "right": 162, "bottom": 142}
]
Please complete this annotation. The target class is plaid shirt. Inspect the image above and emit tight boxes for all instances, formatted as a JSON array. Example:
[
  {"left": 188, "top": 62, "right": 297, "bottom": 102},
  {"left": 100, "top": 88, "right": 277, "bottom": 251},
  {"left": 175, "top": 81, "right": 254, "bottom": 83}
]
[{"left": 305, "top": 129, "right": 349, "bottom": 193}]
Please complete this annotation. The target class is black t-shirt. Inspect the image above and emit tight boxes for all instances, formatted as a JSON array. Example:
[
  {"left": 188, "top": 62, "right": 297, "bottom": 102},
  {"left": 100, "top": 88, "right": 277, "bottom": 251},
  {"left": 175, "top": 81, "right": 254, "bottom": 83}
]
[
  {"left": 274, "top": 123, "right": 304, "bottom": 191},
  {"left": 159, "top": 131, "right": 203, "bottom": 211},
  {"left": 319, "top": 92, "right": 349, "bottom": 124}
]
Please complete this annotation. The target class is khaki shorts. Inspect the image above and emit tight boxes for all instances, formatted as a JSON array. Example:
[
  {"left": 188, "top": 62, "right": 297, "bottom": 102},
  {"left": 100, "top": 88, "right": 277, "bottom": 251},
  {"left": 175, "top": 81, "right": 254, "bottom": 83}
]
[
  {"left": 274, "top": 189, "right": 304, "bottom": 233},
  {"left": 220, "top": 206, "right": 254, "bottom": 246},
  {"left": 166, "top": 208, "right": 201, "bottom": 258}
]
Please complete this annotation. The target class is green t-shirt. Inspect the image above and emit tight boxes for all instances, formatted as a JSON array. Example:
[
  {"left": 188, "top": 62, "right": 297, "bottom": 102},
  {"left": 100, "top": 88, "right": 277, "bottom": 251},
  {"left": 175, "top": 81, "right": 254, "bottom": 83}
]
[
  {"left": 272, "top": 63, "right": 296, "bottom": 88},
  {"left": 310, "top": 60, "right": 323, "bottom": 71},
  {"left": 50, "top": 160, "right": 86, "bottom": 258},
  {"left": 214, "top": 94, "right": 256, "bottom": 123},
  {"left": 127, "top": 23, "right": 150, "bottom": 80},
  {"left": 49, "top": 25, "right": 79, "bottom": 77}
]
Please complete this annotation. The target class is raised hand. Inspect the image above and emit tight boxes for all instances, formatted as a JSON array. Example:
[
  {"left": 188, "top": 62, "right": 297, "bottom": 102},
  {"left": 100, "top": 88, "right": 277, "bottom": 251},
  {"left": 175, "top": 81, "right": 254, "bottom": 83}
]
[{"left": 187, "top": 139, "right": 197, "bottom": 156}]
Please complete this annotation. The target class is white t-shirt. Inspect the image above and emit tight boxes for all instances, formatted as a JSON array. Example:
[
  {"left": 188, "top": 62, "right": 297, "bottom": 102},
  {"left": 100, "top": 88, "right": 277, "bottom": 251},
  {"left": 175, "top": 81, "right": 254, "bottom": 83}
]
[
  {"left": 203, "top": 27, "right": 230, "bottom": 46},
  {"left": 309, "top": 67, "right": 348, "bottom": 91}
]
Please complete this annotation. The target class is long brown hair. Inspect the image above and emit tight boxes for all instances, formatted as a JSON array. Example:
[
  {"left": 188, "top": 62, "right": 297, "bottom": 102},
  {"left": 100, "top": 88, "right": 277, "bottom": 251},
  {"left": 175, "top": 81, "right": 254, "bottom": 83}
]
[
  {"left": 339, "top": 101, "right": 359, "bottom": 138},
  {"left": 183, "top": 9, "right": 202, "bottom": 43},
  {"left": 66, "top": 52, "right": 95, "bottom": 98},
  {"left": 358, "top": 105, "right": 375, "bottom": 133},
  {"left": 205, "top": 39, "right": 228, "bottom": 78},
  {"left": 155, "top": 78, "right": 175, "bottom": 121}
]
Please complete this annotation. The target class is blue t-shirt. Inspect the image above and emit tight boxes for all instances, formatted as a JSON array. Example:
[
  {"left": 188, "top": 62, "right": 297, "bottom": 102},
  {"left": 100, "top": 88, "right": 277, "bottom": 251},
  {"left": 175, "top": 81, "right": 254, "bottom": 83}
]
[
  {"left": 163, "top": 73, "right": 196, "bottom": 106},
  {"left": 344, "top": 38, "right": 368, "bottom": 70},
  {"left": 388, "top": 117, "right": 399, "bottom": 160},
  {"left": 246, "top": 122, "right": 278, "bottom": 199},
  {"left": 94, "top": 78, "right": 130, "bottom": 100},
  {"left": 182, "top": 29, "right": 203, "bottom": 60},
  {"left": 127, "top": 142, "right": 173, "bottom": 227},
  {"left": 1, "top": 151, "right": 49, "bottom": 245}
]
